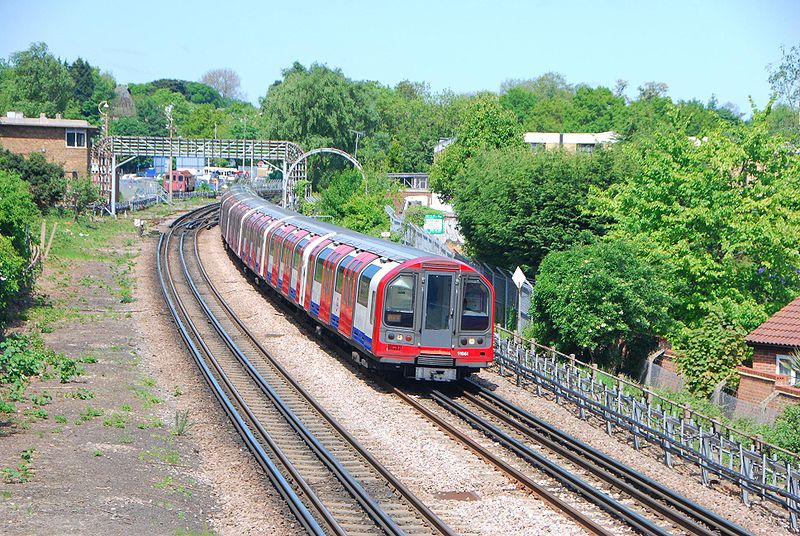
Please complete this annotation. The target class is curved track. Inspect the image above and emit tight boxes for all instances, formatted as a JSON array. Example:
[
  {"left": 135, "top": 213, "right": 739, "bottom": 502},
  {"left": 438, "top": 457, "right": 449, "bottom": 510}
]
[
  {"left": 395, "top": 380, "right": 753, "bottom": 536},
  {"left": 158, "top": 204, "right": 454, "bottom": 536}
]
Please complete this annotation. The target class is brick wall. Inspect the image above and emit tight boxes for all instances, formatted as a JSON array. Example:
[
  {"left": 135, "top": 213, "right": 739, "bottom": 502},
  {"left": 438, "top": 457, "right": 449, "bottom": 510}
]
[
  {"left": 736, "top": 368, "right": 778, "bottom": 404},
  {"left": 0, "top": 125, "right": 92, "bottom": 177}
]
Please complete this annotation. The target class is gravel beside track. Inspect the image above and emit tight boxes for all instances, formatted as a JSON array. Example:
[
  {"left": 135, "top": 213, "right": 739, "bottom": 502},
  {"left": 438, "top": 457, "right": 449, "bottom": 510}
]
[
  {"left": 198, "top": 227, "right": 586, "bottom": 536},
  {"left": 140, "top": 214, "right": 300, "bottom": 536},
  {"left": 477, "top": 370, "right": 795, "bottom": 536}
]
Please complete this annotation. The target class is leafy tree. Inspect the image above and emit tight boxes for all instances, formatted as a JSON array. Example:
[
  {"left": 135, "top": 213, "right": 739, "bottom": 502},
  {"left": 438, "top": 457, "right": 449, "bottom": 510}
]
[
  {"left": 260, "top": 62, "right": 378, "bottom": 152},
  {"left": 200, "top": 68, "right": 243, "bottom": 100},
  {"left": 768, "top": 44, "right": 800, "bottom": 109},
  {"left": 68, "top": 58, "right": 94, "bottom": 106},
  {"left": 0, "top": 169, "right": 40, "bottom": 258},
  {"left": 565, "top": 86, "right": 626, "bottom": 132},
  {"left": 674, "top": 307, "right": 751, "bottom": 396},
  {"left": 529, "top": 239, "right": 673, "bottom": 370},
  {"left": 4, "top": 42, "right": 74, "bottom": 117},
  {"left": 450, "top": 144, "right": 632, "bottom": 270},
  {"left": 185, "top": 82, "right": 222, "bottom": 106},
  {"left": 64, "top": 177, "right": 100, "bottom": 221},
  {"left": 0, "top": 149, "right": 66, "bottom": 211},
  {"left": 318, "top": 169, "right": 397, "bottom": 235},
  {"left": 429, "top": 94, "right": 522, "bottom": 201},
  {"left": 592, "top": 109, "right": 800, "bottom": 333},
  {"left": 182, "top": 104, "right": 229, "bottom": 138}
]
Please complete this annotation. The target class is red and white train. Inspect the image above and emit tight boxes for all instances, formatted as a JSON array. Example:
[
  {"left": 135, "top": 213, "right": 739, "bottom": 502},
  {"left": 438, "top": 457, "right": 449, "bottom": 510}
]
[{"left": 219, "top": 185, "right": 494, "bottom": 381}]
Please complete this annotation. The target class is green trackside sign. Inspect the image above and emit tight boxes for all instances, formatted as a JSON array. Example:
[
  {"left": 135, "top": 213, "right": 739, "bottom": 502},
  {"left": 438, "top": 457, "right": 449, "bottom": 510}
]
[{"left": 423, "top": 214, "right": 444, "bottom": 234}]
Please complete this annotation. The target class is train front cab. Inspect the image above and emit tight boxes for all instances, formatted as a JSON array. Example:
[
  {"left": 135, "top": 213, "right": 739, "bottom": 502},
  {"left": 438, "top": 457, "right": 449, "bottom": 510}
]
[{"left": 375, "top": 261, "right": 494, "bottom": 381}]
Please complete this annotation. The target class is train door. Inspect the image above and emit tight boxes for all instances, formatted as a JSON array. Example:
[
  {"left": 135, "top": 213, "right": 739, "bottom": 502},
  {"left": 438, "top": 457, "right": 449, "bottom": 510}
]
[
  {"left": 270, "top": 227, "right": 290, "bottom": 287},
  {"left": 331, "top": 251, "right": 356, "bottom": 329},
  {"left": 310, "top": 246, "right": 334, "bottom": 317},
  {"left": 272, "top": 225, "right": 296, "bottom": 291},
  {"left": 253, "top": 215, "right": 272, "bottom": 275},
  {"left": 338, "top": 255, "right": 370, "bottom": 337},
  {"left": 420, "top": 272, "right": 455, "bottom": 348},
  {"left": 319, "top": 245, "right": 348, "bottom": 323},
  {"left": 237, "top": 208, "right": 259, "bottom": 257},
  {"left": 352, "top": 260, "right": 380, "bottom": 351},
  {"left": 277, "top": 227, "right": 297, "bottom": 293},
  {"left": 290, "top": 237, "right": 310, "bottom": 302}
]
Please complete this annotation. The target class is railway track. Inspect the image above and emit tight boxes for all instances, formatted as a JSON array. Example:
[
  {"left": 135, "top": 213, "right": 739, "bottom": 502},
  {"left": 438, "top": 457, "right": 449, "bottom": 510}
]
[
  {"left": 395, "top": 381, "right": 753, "bottom": 536},
  {"left": 158, "top": 205, "right": 454, "bottom": 536}
]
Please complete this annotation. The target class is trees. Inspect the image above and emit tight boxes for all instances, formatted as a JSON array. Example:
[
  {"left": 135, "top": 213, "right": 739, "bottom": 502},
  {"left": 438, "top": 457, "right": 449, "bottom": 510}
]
[
  {"left": 768, "top": 44, "right": 800, "bottom": 109},
  {"left": 260, "top": 63, "right": 378, "bottom": 152},
  {"left": 317, "top": 169, "right": 396, "bottom": 235},
  {"left": 64, "top": 177, "right": 100, "bottom": 221},
  {"left": 201, "top": 68, "right": 243, "bottom": 101},
  {"left": 429, "top": 94, "right": 522, "bottom": 201},
  {"left": 450, "top": 144, "right": 632, "bottom": 271},
  {"left": 0, "top": 149, "right": 66, "bottom": 211},
  {"left": 0, "top": 169, "right": 40, "bottom": 258},
  {"left": 529, "top": 239, "right": 673, "bottom": 370},
  {"left": 4, "top": 43, "right": 74, "bottom": 117},
  {"left": 594, "top": 111, "right": 800, "bottom": 334}
]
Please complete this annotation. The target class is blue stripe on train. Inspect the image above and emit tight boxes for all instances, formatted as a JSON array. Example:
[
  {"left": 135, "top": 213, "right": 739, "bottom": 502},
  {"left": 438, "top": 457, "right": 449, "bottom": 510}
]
[
  {"left": 289, "top": 287, "right": 296, "bottom": 301},
  {"left": 331, "top": 314, "right": 339, "bottom": 329},
  {"left": 310, "top": 301, "right": 319, "bottom": 316},
  {"left": 352, "top": 327, "right": 373, "bottom": 351}
]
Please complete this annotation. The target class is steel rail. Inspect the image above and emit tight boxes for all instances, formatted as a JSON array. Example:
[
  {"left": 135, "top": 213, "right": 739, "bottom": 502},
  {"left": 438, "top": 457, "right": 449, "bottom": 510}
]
[
  {"left": 156, "top": 207, "right": 325, "bottom": 535},
  {"left": 429, "top": 388, "right": 673, "bottom": 536},
  {"left": 177, "top": 230, "right": 404, "bottom": 536},
  {"left": 465, "top": 381, "right": 752, "bottom": 536},
  {"left": 168, "top": 232, "right": 348, "bottom": 535},
  {"left": 191, "top": 224, "right": 456, "bottom": 536},
  {"left": 392, "top": 387, "right": 615, "bottom": 536}
]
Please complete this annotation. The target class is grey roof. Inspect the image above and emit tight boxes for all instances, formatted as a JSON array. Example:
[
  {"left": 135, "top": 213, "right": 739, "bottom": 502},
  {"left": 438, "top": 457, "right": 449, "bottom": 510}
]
[
  {"left": 0, "top": 114, "right": 97, "bottom": 129},
  {"left": 230, "top": 184, "right": 448, "bottom": 263}
]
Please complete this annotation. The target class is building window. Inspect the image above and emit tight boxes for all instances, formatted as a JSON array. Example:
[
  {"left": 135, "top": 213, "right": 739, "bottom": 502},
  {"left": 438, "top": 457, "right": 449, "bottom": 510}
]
[
  {"left": 576, "top": 143, "right": 595, "bottom": 153},
  {"left": 66, "top": 129, "right": 86, "bottom": 148},
  {"left": 776, "top": 354, "right": 799, "bottom": 386}
]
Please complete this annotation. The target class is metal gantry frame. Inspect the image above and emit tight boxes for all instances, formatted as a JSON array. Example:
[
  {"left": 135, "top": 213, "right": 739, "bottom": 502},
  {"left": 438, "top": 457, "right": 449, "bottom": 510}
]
[{"left": 91, "top": 135, "right": 307, "bottom": 214}]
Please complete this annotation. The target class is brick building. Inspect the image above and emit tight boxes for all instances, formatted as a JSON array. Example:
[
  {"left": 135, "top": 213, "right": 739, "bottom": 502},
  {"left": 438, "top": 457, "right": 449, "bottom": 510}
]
[
  {"left": 0, "top": 111, "right": 97, "bottom": 177},
  {"left": 737, "top": 296, "right": 800, "bottom": 410}
]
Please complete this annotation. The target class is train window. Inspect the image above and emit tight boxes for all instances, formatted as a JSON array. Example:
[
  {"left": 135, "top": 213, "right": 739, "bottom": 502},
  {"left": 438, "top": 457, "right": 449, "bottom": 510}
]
[
  {"left": 335, "top": 260, "right": 347, "bottom": 293},
  {"left": 425, "top": 274, "right": 452, "bottom": 330},
  {"left": 384, "top": 274, "right": 416, "bottom": 328},
  {"left": 314, "top": 249, "right": 330, "bottom": 284},
  {"left": 357, "top": 265, "right": 380, "bottom": 307},
  {"left": 370, "top": 291, "right": 376, "bottom": 322},
  {"left": 460, "top": 279, "right": 490, "bottom": 331}
]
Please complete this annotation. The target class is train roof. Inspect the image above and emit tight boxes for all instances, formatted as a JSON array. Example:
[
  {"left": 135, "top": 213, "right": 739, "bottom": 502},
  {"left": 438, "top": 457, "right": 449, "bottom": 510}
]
[{"left": 227, "top": 184, "right": 452, "bottom": 264}]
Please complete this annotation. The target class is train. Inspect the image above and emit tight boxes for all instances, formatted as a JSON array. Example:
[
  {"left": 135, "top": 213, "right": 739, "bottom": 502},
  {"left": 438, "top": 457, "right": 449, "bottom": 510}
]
[
  {"left": 163, "top": 170, "right": 196, "bottom": 193},
  {"left": 219, "top": 184, "right": 494, "bottom": 382}
]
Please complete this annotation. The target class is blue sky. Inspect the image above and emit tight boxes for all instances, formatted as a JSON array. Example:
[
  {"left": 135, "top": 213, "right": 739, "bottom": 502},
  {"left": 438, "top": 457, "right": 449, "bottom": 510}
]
[{"left": 2, "top": 0, "right": 798, "bottom": 113}]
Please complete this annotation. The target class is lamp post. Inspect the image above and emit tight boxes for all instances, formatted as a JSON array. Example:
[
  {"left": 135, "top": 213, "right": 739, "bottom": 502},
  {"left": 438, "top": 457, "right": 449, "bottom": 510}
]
[
  {"left": 165, "top": 105, "right": 174, "bottom": 204},
  {"left": 98, "top": 101, "right": 110, "bottom": 137}
]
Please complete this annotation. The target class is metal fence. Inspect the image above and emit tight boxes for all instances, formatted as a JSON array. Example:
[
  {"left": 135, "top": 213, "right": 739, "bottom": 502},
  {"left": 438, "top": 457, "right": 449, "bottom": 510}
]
[
  {"left": 641, "top": 355, "right": 783, "bottom": 425},
  {"left": 96, "top": 190, "right": 217, "bottom": 216},
  {"left": 385, "top": 206, "right": 533, "bottom": 331},
  {"left": 494, "top": 327, "right": 800, "bottom": 530}
]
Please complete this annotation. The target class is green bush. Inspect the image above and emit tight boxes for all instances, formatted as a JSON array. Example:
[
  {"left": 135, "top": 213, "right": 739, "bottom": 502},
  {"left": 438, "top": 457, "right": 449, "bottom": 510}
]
[
  {"left": 765, "top": 405, "right": 800, "bottom": 454},
  {"left": 674, "top": 307, "right": 751, "bottom": 396},
  {"left": 403, "top": 205, "right": 443, "bottom": 228},
  {"left": 0, "top": 236, "right": 25, "bottom": 322}
]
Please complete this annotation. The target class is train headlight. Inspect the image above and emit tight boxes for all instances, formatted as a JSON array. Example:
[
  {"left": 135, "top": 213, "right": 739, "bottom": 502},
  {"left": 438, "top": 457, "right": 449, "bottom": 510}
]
[
  {"left": 460, "top": 338, "right": 468, "bottom": 345},
  {"left": 468, "top": 338, "right": 476, "bottom": 345},
  {"left": 387, "top": 333, "right": 395, "bottom": 340},
  {"left": 477, "top": 337, "right": 484, "bottom": 345},
  {"left": 405, "top": 335, "right": 412, "bottom": 342}
]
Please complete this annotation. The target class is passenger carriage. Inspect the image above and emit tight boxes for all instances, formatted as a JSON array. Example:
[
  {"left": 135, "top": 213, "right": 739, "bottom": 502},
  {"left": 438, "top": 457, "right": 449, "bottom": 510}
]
[{"left": 219, "top": 185, "right": 494, "bottom": 381}]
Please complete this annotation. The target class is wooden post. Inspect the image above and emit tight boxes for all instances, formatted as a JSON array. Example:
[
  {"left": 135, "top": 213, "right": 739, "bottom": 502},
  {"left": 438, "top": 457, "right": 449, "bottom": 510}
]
[{"left": 43, "top": 222, "right": 58, "bottom": 260}]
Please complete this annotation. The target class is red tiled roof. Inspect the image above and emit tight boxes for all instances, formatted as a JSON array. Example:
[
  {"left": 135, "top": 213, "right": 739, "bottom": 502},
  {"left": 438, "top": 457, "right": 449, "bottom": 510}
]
[{"left": 746, "top": 295, "right": 800, "bottom": 348}]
